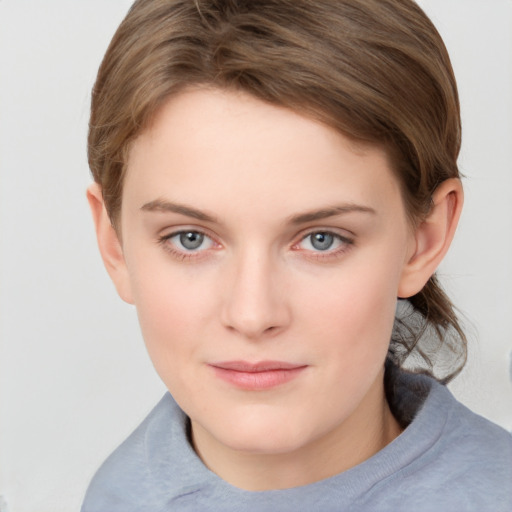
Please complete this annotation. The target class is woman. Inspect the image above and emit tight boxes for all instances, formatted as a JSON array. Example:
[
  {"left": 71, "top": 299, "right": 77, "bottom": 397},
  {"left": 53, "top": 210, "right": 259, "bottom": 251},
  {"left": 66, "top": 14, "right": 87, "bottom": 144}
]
[{"left": 82, "top": 0, "right": 512, "bottom": 510}]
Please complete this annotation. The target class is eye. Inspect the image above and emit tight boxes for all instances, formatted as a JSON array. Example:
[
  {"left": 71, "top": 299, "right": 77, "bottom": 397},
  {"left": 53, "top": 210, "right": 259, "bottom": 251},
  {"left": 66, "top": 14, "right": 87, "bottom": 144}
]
[
  {"left": 162, "top": 230, "right": 215, "bottom": 253},
  {"left": 296, "top": 231, "right": 351, "bottom": 253}
]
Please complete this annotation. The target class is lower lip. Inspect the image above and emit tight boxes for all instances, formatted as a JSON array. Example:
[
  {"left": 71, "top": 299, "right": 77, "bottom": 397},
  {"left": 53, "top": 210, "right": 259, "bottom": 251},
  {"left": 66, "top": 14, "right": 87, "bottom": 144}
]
[{"left": 210, "top": 366, "right": 307, "bottom": 390}]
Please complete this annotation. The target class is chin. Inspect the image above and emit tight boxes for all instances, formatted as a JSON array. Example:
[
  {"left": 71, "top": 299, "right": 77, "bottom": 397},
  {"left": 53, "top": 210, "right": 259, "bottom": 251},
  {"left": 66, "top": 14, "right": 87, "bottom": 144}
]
[
  {"left": 205, "top": 411, "right": 318, "bottom": 455},
  {"left": 225, "top": 433, "right": 308, "bottom": 456}
]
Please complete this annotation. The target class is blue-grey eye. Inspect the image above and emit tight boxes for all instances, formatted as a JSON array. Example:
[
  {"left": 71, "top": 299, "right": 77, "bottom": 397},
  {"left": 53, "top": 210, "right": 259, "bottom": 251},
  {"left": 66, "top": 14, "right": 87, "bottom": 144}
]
[
  {"left": 297, "top": 231, "right": 349, "bottom": 253},
  {"left": 309, "top": 232, "right": 335, "bottom": 251},
  {"left": 161, "top": 230, "right": 215, "bottom": 255},
  {"left": 179, "top": 231, "right": 205, "bottom": 250}
]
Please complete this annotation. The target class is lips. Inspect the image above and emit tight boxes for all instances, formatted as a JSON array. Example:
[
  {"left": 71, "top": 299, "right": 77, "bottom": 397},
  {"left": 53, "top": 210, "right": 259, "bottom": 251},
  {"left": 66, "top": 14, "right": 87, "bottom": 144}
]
[{"left": 209, "top": 360, "right": 307, "bottom": 390}]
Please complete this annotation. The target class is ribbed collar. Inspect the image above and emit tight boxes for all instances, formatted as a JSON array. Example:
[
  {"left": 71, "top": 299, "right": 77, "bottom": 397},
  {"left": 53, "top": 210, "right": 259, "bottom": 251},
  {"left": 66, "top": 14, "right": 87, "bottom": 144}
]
[{"left": 143, "top": 371, "right": 452, "bottom": 509}]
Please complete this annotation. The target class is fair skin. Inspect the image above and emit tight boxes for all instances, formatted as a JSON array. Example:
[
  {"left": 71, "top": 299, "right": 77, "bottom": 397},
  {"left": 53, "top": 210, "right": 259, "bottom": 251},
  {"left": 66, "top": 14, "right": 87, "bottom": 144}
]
[{"left": 88, "top": 88, "right": 462, "bottom": 491}]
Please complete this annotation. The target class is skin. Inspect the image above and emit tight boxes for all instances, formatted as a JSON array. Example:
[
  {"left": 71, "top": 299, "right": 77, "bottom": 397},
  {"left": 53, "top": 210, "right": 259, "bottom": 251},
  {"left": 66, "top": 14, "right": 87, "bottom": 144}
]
[{"left": 89, "top": 88, "right": 463, "bottom": 491}]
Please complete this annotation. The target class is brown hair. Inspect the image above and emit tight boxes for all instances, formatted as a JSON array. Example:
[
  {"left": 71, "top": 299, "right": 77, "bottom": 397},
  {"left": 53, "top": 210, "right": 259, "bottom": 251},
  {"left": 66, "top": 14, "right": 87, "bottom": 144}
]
[{"left": 88, "top": 0, "right": 466, "bottom": 382}]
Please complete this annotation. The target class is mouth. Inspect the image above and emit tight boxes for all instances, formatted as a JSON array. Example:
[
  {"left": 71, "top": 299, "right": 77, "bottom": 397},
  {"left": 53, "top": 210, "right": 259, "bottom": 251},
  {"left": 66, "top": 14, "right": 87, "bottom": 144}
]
[{"left": 208, "top": 360, "right": 308, "bottom": 390}]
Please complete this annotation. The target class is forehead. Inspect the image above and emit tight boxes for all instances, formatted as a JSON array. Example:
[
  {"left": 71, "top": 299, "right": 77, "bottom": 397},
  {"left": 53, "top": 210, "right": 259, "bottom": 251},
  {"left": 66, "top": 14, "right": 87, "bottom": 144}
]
[{"left": 123, "top": 88, "right": 405, "bottom": 224}]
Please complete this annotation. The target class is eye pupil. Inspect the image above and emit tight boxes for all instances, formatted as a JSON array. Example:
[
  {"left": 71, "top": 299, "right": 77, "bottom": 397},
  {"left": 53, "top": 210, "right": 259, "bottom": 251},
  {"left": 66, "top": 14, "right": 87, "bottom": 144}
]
[
  {"left": 179, "top": 231, "right": 204, "bottom": 250},
  {"left": 311, "top": 232, "right": 334, "bottom": 251}
]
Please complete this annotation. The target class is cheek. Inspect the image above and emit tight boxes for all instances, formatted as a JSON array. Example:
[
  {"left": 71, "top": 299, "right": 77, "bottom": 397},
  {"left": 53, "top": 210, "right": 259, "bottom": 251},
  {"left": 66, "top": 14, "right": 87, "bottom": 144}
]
[
  {"left": 299, "top": 251, "right": 402, "bottom": 361},
  {"left": 295, "top": 267, "right": 398, "bottom": 419},
  {"left": 128, "top": 263, "right": 215, "bottom": 380},
  {"left": 129, "top": 246, "right": 214, "bottom": 324}
]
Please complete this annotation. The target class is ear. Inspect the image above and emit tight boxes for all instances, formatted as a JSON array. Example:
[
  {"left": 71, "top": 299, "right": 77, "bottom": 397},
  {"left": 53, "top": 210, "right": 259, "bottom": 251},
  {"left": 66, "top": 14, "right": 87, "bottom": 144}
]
[
  {"left": 87, "top": 183, "right": 134, "bottom": 304},
  {"left": 398, "top": 178, "right": 463, "bottom": 298}
]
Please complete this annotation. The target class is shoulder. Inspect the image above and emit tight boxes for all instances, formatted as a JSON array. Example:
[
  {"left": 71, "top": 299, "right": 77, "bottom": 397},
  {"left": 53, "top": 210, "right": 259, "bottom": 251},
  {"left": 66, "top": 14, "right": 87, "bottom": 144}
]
[
  {"left": 81, "top": 393, "right": 185, "bottom": 512},
  {"left": 436, "top": 386, "right": 512, "bottom": 490},
  {"left": 422, "top": 377, "right": 512, "bottom": 468},
  {"left": 376, "top": 372, "right": 512, "bottom": 511}
]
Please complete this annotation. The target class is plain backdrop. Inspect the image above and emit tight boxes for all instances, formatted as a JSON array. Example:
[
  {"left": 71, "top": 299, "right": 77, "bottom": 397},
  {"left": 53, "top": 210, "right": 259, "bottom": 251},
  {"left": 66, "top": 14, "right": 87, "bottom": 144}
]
[{"left": 1, "top": 1, "right": 511, "bottom": 511}]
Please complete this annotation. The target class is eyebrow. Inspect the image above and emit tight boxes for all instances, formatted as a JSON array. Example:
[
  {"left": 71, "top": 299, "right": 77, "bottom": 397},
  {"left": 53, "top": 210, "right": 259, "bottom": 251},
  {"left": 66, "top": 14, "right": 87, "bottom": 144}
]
[
  {"left": 140, "top": 199, "right": 376, "bottom": 225},
  {"left": 140, "top": 199, "right": 218, "bottom": 223},
  {"left": 289, "top": 204, "right": 376, "bottom": 224}
]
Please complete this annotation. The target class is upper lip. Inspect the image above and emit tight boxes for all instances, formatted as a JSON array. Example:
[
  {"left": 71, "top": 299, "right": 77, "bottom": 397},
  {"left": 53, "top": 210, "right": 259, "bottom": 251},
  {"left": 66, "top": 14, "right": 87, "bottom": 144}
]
[{"left": 210, "top": 361, "right": 306, "bottom": 372}]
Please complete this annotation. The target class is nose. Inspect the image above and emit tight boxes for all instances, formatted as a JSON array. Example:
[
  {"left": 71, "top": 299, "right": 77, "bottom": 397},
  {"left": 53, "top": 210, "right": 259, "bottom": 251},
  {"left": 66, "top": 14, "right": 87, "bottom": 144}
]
[{"left": 220, "top": 248, "right": 291, "bottom": 340}]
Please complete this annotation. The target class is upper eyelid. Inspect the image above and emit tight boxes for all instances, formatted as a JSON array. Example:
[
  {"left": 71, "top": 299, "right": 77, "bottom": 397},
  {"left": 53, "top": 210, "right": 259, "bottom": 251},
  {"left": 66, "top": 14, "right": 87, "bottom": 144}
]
[
  {"left": 158, "top": 229, "right": 219, "bottom": 258},
  {"left": 289, "top": 231, "right": 354, "bottom": 256},
  {"left": 158, "top": 228, "right": 219, "bottom": 250},
  {"left": 159, "top": 226, "right": 217, "bottom": 240},
  {"left": 294, "top": 227, "right": 354, "bottom": 243}
]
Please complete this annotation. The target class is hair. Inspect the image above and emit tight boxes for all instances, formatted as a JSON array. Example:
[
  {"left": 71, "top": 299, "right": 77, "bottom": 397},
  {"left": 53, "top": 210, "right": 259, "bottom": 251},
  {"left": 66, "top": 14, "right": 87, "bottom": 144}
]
[{"left": 88, "top": 0, "right": 466, "bottom": 383}]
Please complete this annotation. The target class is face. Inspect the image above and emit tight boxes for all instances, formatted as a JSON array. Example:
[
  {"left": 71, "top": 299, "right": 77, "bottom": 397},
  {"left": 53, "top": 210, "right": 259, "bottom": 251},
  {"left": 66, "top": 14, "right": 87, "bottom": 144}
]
[{"left": 115, "top": 88, "right": 416, "bottom": 471}]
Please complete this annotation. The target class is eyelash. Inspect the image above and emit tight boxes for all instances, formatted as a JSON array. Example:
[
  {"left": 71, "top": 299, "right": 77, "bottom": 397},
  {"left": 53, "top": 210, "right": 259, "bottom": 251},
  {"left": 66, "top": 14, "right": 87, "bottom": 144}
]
[
  {"left": 157, "top": 229, "right": 220, "bottom": 261},
  {"left": 292, "top": 230, "right": 354, "bottom": 261},
  {"left": 157, "top": 229, "right": 354, "bottom": 262}
]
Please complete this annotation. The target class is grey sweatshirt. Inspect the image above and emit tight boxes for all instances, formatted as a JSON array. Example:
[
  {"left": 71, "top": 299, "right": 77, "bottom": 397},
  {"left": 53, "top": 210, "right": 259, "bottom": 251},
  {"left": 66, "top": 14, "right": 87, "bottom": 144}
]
[{"left": 81, "top": 370, "right": 512, "bottom": 511}]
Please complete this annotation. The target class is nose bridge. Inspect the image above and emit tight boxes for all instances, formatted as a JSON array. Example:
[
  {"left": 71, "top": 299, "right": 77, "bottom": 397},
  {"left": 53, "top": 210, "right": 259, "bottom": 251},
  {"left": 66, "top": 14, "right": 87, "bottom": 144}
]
[{"left": 221, "top": 244, "right": 289, "bottom": 339}]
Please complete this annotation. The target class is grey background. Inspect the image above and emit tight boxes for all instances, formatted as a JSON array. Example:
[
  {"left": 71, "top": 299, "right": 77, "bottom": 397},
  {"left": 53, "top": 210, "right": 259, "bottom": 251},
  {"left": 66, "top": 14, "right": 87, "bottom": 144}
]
[{"left": 1, "top": 1, "right": 511, "bottom": 511}]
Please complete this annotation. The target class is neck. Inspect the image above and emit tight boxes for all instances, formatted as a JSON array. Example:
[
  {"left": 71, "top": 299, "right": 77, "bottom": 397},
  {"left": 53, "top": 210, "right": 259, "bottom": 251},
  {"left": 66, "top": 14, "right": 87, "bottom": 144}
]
[{"left": 191, "top": 370, "right": 402, "bottom": 491}]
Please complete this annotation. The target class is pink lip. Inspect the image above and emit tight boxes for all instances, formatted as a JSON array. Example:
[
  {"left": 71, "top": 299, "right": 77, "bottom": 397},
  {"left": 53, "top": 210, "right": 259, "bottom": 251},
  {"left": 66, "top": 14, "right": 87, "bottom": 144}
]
[{"left": 209, "top": 360, "right": 307, "bottom": 390}]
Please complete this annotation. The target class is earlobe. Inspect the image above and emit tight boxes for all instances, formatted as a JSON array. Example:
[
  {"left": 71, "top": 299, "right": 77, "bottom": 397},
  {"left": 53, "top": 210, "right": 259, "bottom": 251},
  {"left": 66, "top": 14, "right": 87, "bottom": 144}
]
[
  {"left": 398, "top": 178, "right": 463, "bottom": 298},
  {"left": 87, "top": 183, "right": 134, "bottom": 304}
]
